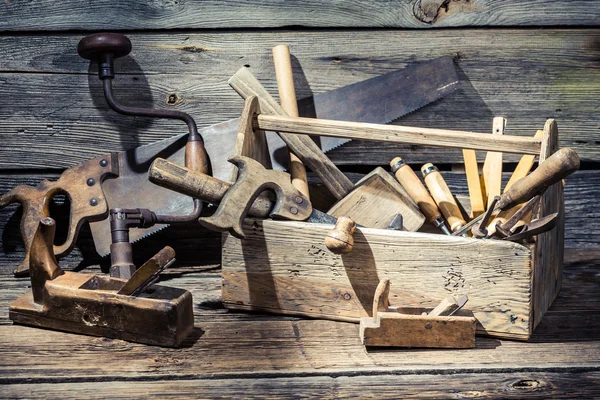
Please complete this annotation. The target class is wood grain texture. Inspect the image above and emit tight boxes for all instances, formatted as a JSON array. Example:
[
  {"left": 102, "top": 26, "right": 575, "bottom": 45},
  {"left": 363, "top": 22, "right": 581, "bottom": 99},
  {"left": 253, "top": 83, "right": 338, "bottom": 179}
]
[
  {"left": 0, "top": 30, "right": 599, "bottom": 168},
  {"left": 222, "top": 219, "right": 533, "bottom": 338},
  {"left": 1, "top": 169, "right": 597, "bottom": 278},
  {"left": 2, "top": 372, "right": 599, "bottom": 399},
  {"left": 532, "top": 120, "right": 564, "bottom": 329},
  {"left": 481, "top": 117, "right": 506, "bottom": 206},
  {"left": 2, "top": 0, "right": 599, "bottom": 31},
  {"left": 327, "top": 168, "right": 425, "bottom": 231}
]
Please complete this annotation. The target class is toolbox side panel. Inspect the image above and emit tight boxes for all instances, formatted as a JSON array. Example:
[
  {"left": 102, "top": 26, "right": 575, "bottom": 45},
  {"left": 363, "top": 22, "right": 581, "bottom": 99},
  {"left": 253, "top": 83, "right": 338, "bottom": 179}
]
[{"left": 222, "top": 220, "right": 533, "bottom": 339}]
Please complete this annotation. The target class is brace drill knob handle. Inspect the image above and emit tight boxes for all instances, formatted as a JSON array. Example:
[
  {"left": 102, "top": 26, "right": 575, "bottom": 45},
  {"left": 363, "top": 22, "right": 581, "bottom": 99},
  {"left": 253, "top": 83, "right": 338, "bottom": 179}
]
[{"left": 77, "top": 33, "right": 132, "bottom": 79}]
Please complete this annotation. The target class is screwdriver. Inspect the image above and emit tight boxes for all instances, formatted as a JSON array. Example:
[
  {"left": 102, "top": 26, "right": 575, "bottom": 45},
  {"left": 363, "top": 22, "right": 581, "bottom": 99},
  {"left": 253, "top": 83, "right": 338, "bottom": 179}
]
[
  {"left": 453, "top": 147, "right": 580, "bottom": 237},
  {"left": 390, "top": 157, "right": 451, "bottom": 235},
  {"left": 421, "top": 163, "right": 467, "bottom": 233}
]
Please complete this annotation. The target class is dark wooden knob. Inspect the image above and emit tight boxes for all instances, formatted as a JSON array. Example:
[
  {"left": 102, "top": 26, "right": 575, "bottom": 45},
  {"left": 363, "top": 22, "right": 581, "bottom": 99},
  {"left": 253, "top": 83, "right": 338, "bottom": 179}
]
[{"left": 77, "top": 33, "right": 132, "bottom": 60}]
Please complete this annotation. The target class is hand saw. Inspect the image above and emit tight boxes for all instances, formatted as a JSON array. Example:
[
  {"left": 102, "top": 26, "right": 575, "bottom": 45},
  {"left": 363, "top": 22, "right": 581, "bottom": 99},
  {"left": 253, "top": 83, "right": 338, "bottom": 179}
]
[{"left": 1, "top": 56, "right": 459, "bottom": 272}]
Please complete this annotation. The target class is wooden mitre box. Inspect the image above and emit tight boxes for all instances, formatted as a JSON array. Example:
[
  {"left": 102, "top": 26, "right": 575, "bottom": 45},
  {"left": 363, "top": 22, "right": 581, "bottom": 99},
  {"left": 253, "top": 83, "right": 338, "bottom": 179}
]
[{"left": 221, "top": 120, "right": 565, "bottom": 340}]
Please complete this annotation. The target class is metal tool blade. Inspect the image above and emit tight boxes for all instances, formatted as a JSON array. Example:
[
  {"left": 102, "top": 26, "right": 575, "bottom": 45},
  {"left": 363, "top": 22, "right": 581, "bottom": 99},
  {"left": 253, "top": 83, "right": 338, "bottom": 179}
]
[
  {"left": 297, "top": 56, "right": 461, "bottom": 154},
  {"left": 89, "top": 134, "right": 193, "bottom": 256},
  {"left": 205, "top": 56, "right": 461, "bottom": 177}
]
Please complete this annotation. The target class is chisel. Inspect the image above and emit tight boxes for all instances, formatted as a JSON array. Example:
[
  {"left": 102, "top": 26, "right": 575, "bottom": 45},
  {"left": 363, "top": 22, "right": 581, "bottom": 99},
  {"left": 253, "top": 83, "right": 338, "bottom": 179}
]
[
  {"left": 452, "top": 147, "right": 580, "bottom": 237},
  {"left": 421, "top": 163, "right": 467, "bottom": 233},
  {"left": 390, "top": 157, "right": 451, "bottom": 235}
]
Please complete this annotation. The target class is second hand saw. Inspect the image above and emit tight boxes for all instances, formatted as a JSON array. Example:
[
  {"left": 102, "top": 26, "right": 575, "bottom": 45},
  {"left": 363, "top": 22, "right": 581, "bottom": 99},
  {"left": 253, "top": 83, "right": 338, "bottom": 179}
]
[{"left": 1, "top": 36, "right": 459, "bottom": 275}]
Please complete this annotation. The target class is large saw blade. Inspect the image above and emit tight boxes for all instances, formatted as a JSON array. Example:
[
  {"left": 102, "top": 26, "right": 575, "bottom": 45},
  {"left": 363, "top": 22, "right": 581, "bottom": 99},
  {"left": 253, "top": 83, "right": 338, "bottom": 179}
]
[
  {"left": 298, "top": 55, "right": 460, "bottom": 154},
  {"left": 89, "top": 134, "right": 192, "bottom": 257},
  {"left": 205, "top": 56, "right": 461, "bottom": 180}
]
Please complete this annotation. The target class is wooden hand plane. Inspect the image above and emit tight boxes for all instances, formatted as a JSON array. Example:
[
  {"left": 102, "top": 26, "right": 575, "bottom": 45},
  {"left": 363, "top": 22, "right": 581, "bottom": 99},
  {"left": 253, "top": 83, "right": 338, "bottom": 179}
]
[{"left": 9, "top": 217, "right": 194, "bottom": 347}]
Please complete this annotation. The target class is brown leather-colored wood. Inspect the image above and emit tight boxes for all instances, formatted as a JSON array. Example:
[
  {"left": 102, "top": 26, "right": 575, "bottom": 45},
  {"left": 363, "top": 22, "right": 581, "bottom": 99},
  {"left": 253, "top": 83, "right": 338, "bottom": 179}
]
[
  {"left": 0, "top": 153, "right": 118, "bottom": 276},
  {"left": 9, "top": 218, "right": 194, "bottom": 347},
  {"left": 185, "top": 140, "right": 209, "bottom": 175}
]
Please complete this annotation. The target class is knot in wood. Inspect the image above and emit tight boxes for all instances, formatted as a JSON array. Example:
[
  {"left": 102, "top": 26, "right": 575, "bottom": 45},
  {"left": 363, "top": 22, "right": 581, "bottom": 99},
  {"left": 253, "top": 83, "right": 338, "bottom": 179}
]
[{"left": 413, "top": 0, "right": 450, "bottom": 24}]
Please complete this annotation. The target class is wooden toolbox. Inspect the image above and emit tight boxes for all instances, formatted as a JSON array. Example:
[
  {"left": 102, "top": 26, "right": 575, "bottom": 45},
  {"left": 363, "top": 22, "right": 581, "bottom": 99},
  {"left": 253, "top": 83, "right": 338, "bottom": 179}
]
[{"left": 221, "top": 119, "right": 565, "bottom": 340}]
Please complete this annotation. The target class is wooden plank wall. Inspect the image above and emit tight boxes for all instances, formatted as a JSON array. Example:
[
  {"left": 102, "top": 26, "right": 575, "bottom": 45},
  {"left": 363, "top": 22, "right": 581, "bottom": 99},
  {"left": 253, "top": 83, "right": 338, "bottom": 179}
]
[{"left": 1, "top": 1, "right": 599, "bottom": 397}]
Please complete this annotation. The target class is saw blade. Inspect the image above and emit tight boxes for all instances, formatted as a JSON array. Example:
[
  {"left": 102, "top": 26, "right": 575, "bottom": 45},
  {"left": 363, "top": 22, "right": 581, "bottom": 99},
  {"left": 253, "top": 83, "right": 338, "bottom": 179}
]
[
  {"left": 204, "top": 56, "right": 461, "bottom": 178},
  {"left": 89, "top": 134, "right": 192, "bottom": 257},
  {"left": 298, "top": 56, "right": 461, "bottom": 154}
]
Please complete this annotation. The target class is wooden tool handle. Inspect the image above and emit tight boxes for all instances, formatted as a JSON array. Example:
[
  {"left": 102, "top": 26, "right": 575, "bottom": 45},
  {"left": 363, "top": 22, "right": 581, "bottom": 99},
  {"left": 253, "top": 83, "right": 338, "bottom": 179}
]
[
  {"left": 481, "top": 117, "right": 506, "bottom": 207},
  {"left": 487, "top": 129, "right": 544, "bottom": 234},
  {"left": 272, "top": 45, "right": 310, "bottom": 199},
  {"left": 421, "top": 163, "right": 466, "bottom": 232},
  {"left": 149, "top": 158, "right": 272, "bottom": 218},
  {"left": 29, "top": 218, "right": 63, "bottom": 304},
  {"left": 324, "top": 216, "right": 356, "bottom": 254},
  {"left": 228, "top": 67, "right": 354, "bottom": 199},
  {"left": 0, "top": 153, "right": 117, "bottom": 276},
  {"left": 497, "top": 148, "right": 580, "bottom": 210},
  {"left": 390, "top": 157, "right": 441, "bottom": 225},
  {"left": 185, "top": 140, "right": 210, "bottom": 175}
]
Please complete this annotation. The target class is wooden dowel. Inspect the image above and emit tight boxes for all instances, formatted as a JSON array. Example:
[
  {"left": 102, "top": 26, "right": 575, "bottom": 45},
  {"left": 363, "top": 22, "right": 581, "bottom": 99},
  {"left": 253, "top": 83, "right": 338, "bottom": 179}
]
[
  {"left": 254, "top": 114, "right": 542, "bottom": 155},
  {"left": 481, "top": 117, "right": 506, "bottom": 207},
  {"left": 273, "top": 44, "right": 310, "bottom": 199},
  {"left": 462, "top": 148, "right": 485, "bottom": 218}
]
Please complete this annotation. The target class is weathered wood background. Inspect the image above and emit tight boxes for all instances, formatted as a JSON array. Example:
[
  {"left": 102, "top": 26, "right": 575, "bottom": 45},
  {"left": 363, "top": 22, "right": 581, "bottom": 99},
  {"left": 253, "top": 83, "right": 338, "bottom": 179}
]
[{"left": 1, "top": 1, "right": 600, "bottom": 398}]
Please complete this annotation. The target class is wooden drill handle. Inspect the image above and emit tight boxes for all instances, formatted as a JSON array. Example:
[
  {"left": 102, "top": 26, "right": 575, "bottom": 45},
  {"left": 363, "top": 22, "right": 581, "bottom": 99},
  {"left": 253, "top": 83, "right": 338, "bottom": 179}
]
[
  {"left": 272, "top": 45, "right": 310, "bottom": 199},
  {"left": 497, "top": 148, "right": 580, "bottom": 210},
  {"left": 148, "top": 158, "right": 273, "bottom": 218},
  {"left": 229, "top": 67, "right": 355, "bottom": 199},
  {"left": 421, "top": 163, "right": 466, "bottom": 232},
  {"left": 390, "top": 157, "right": 441, "bottom": 225},
  {"left": 185, "top": 140, "right": 210, "bottom": 175},
  {"left": 324, "top": 216, "right": 356, "bottom": 254}
]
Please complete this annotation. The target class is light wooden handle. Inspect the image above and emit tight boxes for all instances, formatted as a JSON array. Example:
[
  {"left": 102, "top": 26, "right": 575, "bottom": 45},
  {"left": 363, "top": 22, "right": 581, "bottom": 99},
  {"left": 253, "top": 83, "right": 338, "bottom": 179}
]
[
  {"left": 421, "top": 163, "right": 466, "bottom": 232},
  {"left": 481, "top": 117, "right": 506, "bottom": 207},
  {"left": 462, "top": 149, "right": 485, "bottom": 218},
  {"left": 272, "top": 44, "right": 310, "bottom": 199},
  {"left": 324, "top": 216, "right": 356, "bottom": 254},
  {"left": 229, "top": 67, "right": 354, "bottom": 199},
  {"left": 497, "top": 148, "right": 580, "bottom": 210},
  {"left": 148, "top": 158, "right": 273, "bottom": 218},
  {"left": 372, "top": 279, "right": 391, "bottom": 319},
  {"left": 255, "top": 114, "right": 542, "bottom": 155},
  {"left": 390, "top": 157, "right": 441, "bottom": 224},
  {"left": 487, "top": 130, "right": 544, "bottom": 233}
]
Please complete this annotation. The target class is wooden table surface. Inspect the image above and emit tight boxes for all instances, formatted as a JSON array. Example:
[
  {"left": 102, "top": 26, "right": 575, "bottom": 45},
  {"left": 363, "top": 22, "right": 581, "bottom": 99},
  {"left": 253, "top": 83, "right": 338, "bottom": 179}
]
[{"left": 1, "top": 1, "right": 599, "bottom": 397}]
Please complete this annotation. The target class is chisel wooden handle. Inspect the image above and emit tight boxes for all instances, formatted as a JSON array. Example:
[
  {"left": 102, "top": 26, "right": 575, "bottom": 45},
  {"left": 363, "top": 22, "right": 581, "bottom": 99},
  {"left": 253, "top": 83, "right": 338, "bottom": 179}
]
[
  {"left": 148, "top": 158, "right": 273, "bottom": 218},
  {"left": 390, "top": 157, "right": 449, "bottom": 234},
  {"left": 273, "top": 45, "right": 310, "bottom": 199},
  {"left": 497, "top": 148, "right": 580, "bottom": 210},
  {"left": 421, "top": 163, "right": 466, "bottom": 232},
  {"left": 229, "top": 67, "right": 354, "bottom": 199}
]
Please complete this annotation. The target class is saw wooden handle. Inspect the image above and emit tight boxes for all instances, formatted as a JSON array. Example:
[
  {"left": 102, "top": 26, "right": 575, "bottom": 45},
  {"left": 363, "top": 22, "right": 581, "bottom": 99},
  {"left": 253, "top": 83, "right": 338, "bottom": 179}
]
[
  {"left": 0, "top": 153, "right": 118, "bottom": 276},
  {"left": 421, "top": 163, "right": 466, "bottom": 232},
  {"left": 149, "top": 158, "right": 273, "bottom": 218},
  {"left": 497, "top": 147, "right": 580, "bottom": 210},
  {"left": 229, "top": 67, "right": 354, "bottom": 199},
  {"left": 273, "top": 45, "right": 310, "bottom": 199},
  {"left": 390, "top": 157, "right": 441, "bottom": 225},
  {"left": 324, "top": 216, "right": 356, "bottom": 254}
]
